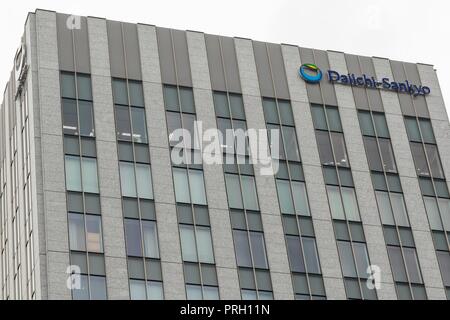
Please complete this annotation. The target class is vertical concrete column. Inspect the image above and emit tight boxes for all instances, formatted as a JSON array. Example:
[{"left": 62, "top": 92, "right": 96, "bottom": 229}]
[
  {"left": 235, "top": 38, "right": 293, "bottom": 300},
  {"left": 137, "top": 24, "right": 185, "bottom": 299},
  {"left": 373, "top": 58, "right": 445, "bottom": 299},
  {"left": 87, "top": 17, "right": 129, "bottom": 299},
  {"left": 35, "top": 9, "right": 70, "bottom": 300},
  {"left": 186, "top": 31, "right": 241, "bottom": 299},
  {"left": 282, "top": 45, "right": 346, "bottom": 299},
  {"left": 327, "top": 51, "right": 396, "bottom": 299}
]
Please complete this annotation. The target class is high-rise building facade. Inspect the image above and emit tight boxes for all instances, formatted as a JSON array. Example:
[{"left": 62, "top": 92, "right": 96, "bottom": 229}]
[{"left": 0, "top": 9, "right": 449, "bottom": 300}]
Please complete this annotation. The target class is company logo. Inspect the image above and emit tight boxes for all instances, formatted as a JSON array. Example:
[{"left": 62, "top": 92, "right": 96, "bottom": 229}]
[{"left": 299, "top": 63, "right": 323, "bottom": 83}]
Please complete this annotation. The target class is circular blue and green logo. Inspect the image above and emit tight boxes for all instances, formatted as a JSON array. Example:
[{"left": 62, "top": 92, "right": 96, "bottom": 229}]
[{"left": 299, "top": 63, "right": 322, "bottom": 83}]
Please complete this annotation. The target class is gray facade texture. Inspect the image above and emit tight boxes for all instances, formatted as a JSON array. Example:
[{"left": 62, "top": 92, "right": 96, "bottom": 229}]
[{"left": 0, "top": 9, "right": 449, "bottom": 300}]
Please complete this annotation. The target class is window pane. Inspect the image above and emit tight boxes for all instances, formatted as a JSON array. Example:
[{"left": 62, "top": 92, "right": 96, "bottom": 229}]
[
  {"left": 72, "top": 275, "right": 89, "bottom": 300},
  {"left": 229, "top": 94, "right": 245, "bottom": 120},
  {"left": 358, "top": 111, "right": 375, "bottom": 136},
  {"left": 128, "top": 81, "right": 144, "bottom": 107},
  {"left": 233, "top": 230, "right": 252, "bottom": 267},
  {"left": 213, "top": 92, "right": 230, "bottom": 118},
  {"left": 179, "top": 87, "right": 195, "bottom": 113},
  {"left": 173, "top": 168, "right": 190, "bottom": 203},
  {"left": 268, "top": 124, "right": 284, "bottom": 160},
  {"left": 136, "top": 164, "right": 153, "bottom": 199},
  {"left": 86, "top": 215, "right": 103, "bottom": 252},
  {"left": 147, "top": 281, "right": 163, "bottom": 300},
  {"left": 180, "top": 225, "right": 197, "bottom": 262},
  {"left": 166, "top": 111, "right": 182, "bottom": 147},
  {"left": 77, "top": 74, "right": 92, "bottom": 101},
  {"left": 217, "top": 118, "right": 234, "bottom": 153},
  {"left": 61, "top": 72, "right": 76, "bottom": 99},
  {"left": 379, "top": 139, "right": 397, "bottom": 173},
  {"left": 125, "top": 219, "right": 142, "bottom": 257},
  {"left": 405, "top": 117, "right": 421, "bottom": 142},
  {"left": 337, "top": 241, "right": 357, "bottom": 277},
  {"left": 410, "top": 142, "right": 430, "bottom": 177},
  {"left": 186, "top": 285, "right": 203, "bottom": 300},
  {"left": 115, "top": 105, "right": 132, "bottom": 141},
  {"left": 331, "top": 132, "right": 349, "bottom": 167},
  {"left": 390, "top": 193, "right": 409, "bottom": 227},
  {"left": 225, "top": 174, "right": 243, "bottom": 209},
  {"left": 311, "top": 105, "right": 327, "bottom": 130},
  {"left": 292, "top": 181, "right": 310, "bottom": 216},
  {"left": 62, "top": 99, "right": 79, "bottom": 135},
  {"left": 82, "top": 158, "right": 99, "bottom": 193},
  {"left": 278, "top": 100, "right": 294, "bottom": 126},
  {"left": 375, "top": 191, "right": 395, "bottom": 225},
  {"left": 69, "top": 213, "right": 86, "bottom": 251},
  {"left": 142, "top": 221, "right": 159, "bottom": 258},
  {"left": 65, "top": 155, "right": 82, "bottom": 192},
  {"left": 387, "top": 246, "right": 408, "bottom": 282},
  {"left": 437, "top": 252, "right": 450, "bottom": 286},
  {"left": 163, "top": 85, "right": 179, "bottom": 111},
  {"left": 130, "top": 280, "right": 146, "bottom": 300},
  {"left": 203, "top": 286, "right": 220, "bottom": 300},
  {"left": 286, "top": 236, "right": 305, "bottom": 272},
  {"left": 89, "top": 276, "right": 107, "bottom": 300},
  {"left": 131, "top": 108, "right": 148, "bottom": 143},
  {"left": 424, "top": 197, "right": 443, "bottom": 230},
  {"left": 403, "top": 247, "right": 422, "bottom": 284},
  {"left": 419, "top": 119, "right": 435, "bottom": 144},
  {"left": 241, "top": 289, "right": 257, "bottom": 300},
  {"left": 327, "top": 186, "right": 345, "bottom": 220},
  {"left": 373, "top": 113, "right": 389, "bottom": 138},
  {"left": 250, "top": 232, "right": 268, "bottom": 269},
  {"left": 182, "top": 113, "right": 199, "bottom": 150},
  {"left": 316, "top": 131, "right": 334, "bottom": 166},
  {"left": 119, "top": 162, "right": 137, "bottom": 197},
  {"left": 263, "top": 98, "right": 279, "bottom": 124},
  {"left": 425, "top": 144, "right": 444, "bottom": 179},
  {"left": 353, "top": 242, "right": 370, "bottom": 278},
  {"left": 276, "top": 180, "right": 294, "bottom": 214},
  {"left": 196, "top": 227, "right": 214, "bottom": 263},
  {"left": 364, "top": 137, "right": 383, "bottom": 171},
  {"left": 189, "top": 170, "right": 207, "bottom": 205},
  {"left": 241, "top": 175, "right": 259, "bottom": 211},
  {"left": 302, "top": 237, "right": 320, "bottom": 274},
  {"left": 282, "top": 126, "right": 300, "bottom": 161},
  {"left": 437, "top": 199, "right": 450, "bottom": 231},
  {"left": 326, "top": 107, "right": 342, "bottom": 132},
  {"left": 112, "top": 79, "right": 128, "bottom": 105},
  {"left": 342, "top": 187, "right": 360, "bottom": 221}
]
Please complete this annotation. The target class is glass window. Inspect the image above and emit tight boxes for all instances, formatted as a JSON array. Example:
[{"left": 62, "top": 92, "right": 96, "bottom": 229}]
[
  {"left": 225, "top": 174, "right": 243, "bottom": 209},
  {"left": 82, "top": 158, "right": 99, "bottom": 193},
  {"left": 86, "top": 215, "right": 103, "bottom": 252},
  {"left": 286, "top": 236, "right": 305, "bottom": 272},
  {"left": 131, "top": 108, "right": 148, "bottom": 143},
  {"left": 387, "top": 246, "right": 408, "bottom": 282},
  {"left": 229, "top": 94, "right": 245, "bottom": 120},
  {"left": 173, "top": 168, "right": 190, "bottom": 203},
  {"left": 375, "top": 191, "right": 395, "bottom": 225},
  {"left": 163, "top": 85, "right": 179, "bottom": 112},
  {"left": 302, "top": 237, "right": 320, "bottom": 274},
  {"left": 61, "top": 72, "right": 76, "bottom": 99},
  {"left": 90, "top": 276, "right": 107, "bottom": 300},
  {"left": 186, "top": 285, "right": 203, "bottom": 300},
  {"left": 390, "top": 193, "right": 409, "bottom": 227},
  {"left": 130, "top": 280, "right": 146, "bottom": 300},
  {"left": 268, "top": 124, "right": 284, "bottom": 160},
  {"left": 125, "top": 219, "right": 142, "bottom": 257},
  {"left": 292, "top": 181, "right": 310, "bottom": 216},
  {"left": 341, "top": 187, "right": 360, "bottom": 221},
  {"left": 437, "top": 252, "right": 450, "bottom": 286},
  {"left": 331, "top": 132, "right": 349, "bottom": 167},
  {"left": 166, "top": 112, "right": 182, "bottom": 147},
  {"left": 182, "top": 113, "right": 199, "bottom": 150},
  {"left": 77, "top": 74, "right": 92, "bottom": 101},
  {"left": 203, "top": 286, "right": 220, "bottom": 300},
  {"left": 180, "top": 225, "right": 197, "bottom": 262},
  {"left": 233, "top": 230, "right": 252, "bottom": 268},
  {"left": 373, "top": 113, "right": 389, "bottom": 138},
  {"left": 112, "top": 79, "right": 128, "bottom": 105},
  {"left": 437, "top": 199, "right": 450, "bottom": 231},
  {"left": 424, "top": 197, "right": 443, "bottom": 230},
  {"left": 379, "top": 139, "right": 397, "bottom": 173},
  {"left": 119, "top": 162, "right": 137, "bottom": 198},
  {"left": 282, "top": 126, "right": 300, "bottom": 161},
  {"left": 147, "top": 281, "right": 163, "bottom": 300},
  {"left": 364, "top": 137, "right": 383, "bottom": 171},
  {"left": 316, "top": 131, "right": 334, "bottom": 166},
  {"left": 62, "top": 99, "right": 78, "bottom": 135},
  {"left": 196, "top": 227, "right": 214, "bottom": 263},
  {"left": 353, "top": 242, "right": 370, "bottom": 278},
  {"left": 250, "top": 231, "right": 268, "bottom": 269},
  {"left": 189, "top": 170, "right": 207, "bottom": 205},
  {"left": 405, "top": 117, "right": 421, "bottom": 142},
  {"left": 276, "top": 180, "right": 294, "bottom": 214},
  {"left": 213, "top": 92, "right": 229, "bottom": 118},
  {"left": 403, "top": 247, "right": 422, "bottom": 284},
  {"left": 263, "top": 98, "right": 279, "bottom": 124},
  {"left": 278, "top": 100, "right": 294, "bottom": 126},
  {"left": 311, "top": 105, "right": 327, "bottom": 130},
  {"left": 241, "top": 175, "right": 259, "bottom": 211},
  {"left": 327, "top": 185, "right": 345, "bottom": 220},
  {"left": 142, "top": 221, "right": 159, "bottom": 258},
  {"left": 65, "top": 155, "right": 82, "bottom": 192},
  {"left": 72, "top": 275, "right": 89, "bottom": 300},
  {"left": 179, "top": 87, "right": 195, "bottom": 114},
  {"left": 337, "top": 241, "right": 357, "bottom": 278},
  {"left": 425, "top": 144, "right": 444, "bottom": 179},
  {"left": 136, "top": 164, "right": 153, "bottom": 199},
  {"left": 69, "top": 213, "right": 86, "bottom": 251},
  {"left": 326, "top": 107, "right": 342, "bottom": 132},
  {"left": 410, "top": 142, "right": 430, "bottom": 177},
  {"left": 419, "top": 119, "right": 435, "bottom": 144},
  {"left": 115, "top": 105, "right": 132, "bottom": 141},
  {"left": 128, "top": 81, "right": 144, "bottom": 107},
  {"left": 358, "top": 111, "right": 375, "bottom": 136}
]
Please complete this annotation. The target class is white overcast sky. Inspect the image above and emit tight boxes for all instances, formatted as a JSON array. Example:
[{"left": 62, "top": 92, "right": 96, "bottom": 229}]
[{"left": 1, "top": 0, "right": 449, "bottom": 117}]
